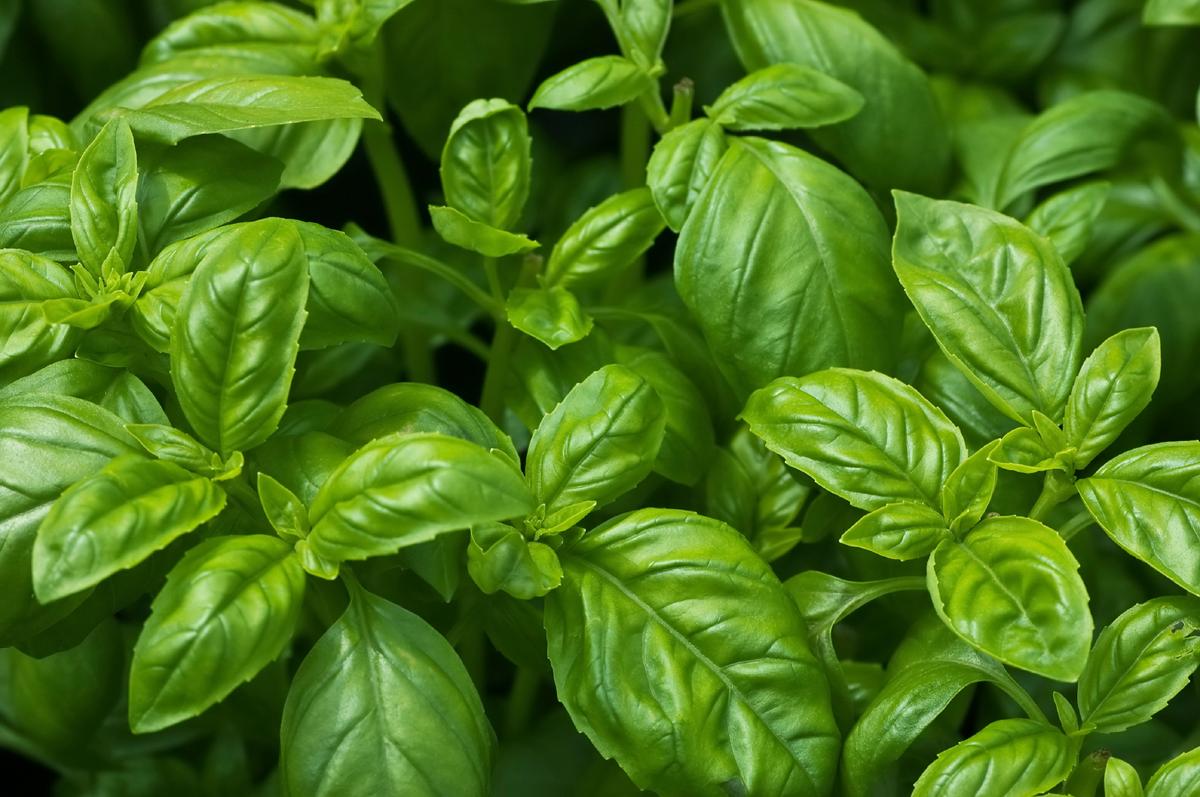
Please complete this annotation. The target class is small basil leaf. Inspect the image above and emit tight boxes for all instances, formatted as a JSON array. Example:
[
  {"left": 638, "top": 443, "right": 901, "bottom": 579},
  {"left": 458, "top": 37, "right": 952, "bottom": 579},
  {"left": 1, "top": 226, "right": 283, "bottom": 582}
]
[
  {"left": 70, "top": 118, "right": 138, "bottom": 277},
  {"left": 928, "top": 515, "right": 1092, "bottom": 681},
  {"left": 528, "top": 55, "right": 653, "bottom": 112},
  {"left": 941, "top": 440, "right": 1000, "bottom": 535},
  {"left": 912, "top": 718, "right": 1074, "bottom": 796},
  {"left": 990, "top": 426, "right": 1067, "bottom": 474},
  {"left": 305, "top": 432, "right": 535, "bottom": 565},
  {"left": 428, "top": 204, "right": 539, "bottom": 257},
  {"left": 125, "top": 423, "right": 219, "bottom": 475},
  {"left": 595, "top": 0, "right": 670, "bottom": 66},
  {"left": 32, "top": 455, "right": 225, "bottom": 602},
  {"left": 313, "top": 0, "right": 415, "bottom": 54},
  {"left": 645, "top": 118, "right": 726, "bottom": 232},
  {"left": 704, "top": 63, "right": 864, "bottom": 131},
  {"left": 467, "top": 522, "right": 562, "bottom": 599},
  {"left": 525, "top": 364, "right": 666, "bottom": 514},
  {"left": 1078, "top": 442, "right": 1200, "bottom": 595},
  {"left": 506, "top": 286, "right": 593, "bottom": 350},
  {"left": 128, "top": 534, "right": 306, "bottom": 733},
  {"left": 257, "top": 473, "right": 309, "bottom": 542},
  {"left": 1065, "top": 327, "right": 1161, "bottom": 470},
  {"left": 1105, "top": 757, "right": 1143, "bottom": 797},
  {"left": 0, "top": 250, "right": 80, "bottom": 383},
  {"left": 440, "top": 98, "right": 531, "bottom": 230},
  {"left": 543, "top": 187, "right": 664, "bottom": 288},
  {"left": 742, "top": 368, "right": 966, "bottom": 511},
  {"left": 0, "top": 360, "right": 166, "bottom": 425},
  {"left": 892, "top": 191, "right": 1084, "bottom": 425},
  {"left": 840, "top": 501, "right": 950, "bottom": 561},
  {"left": 280, "top": 582, "right": 494, "bottom": 796},
  {"left": 1024, "top": 181, "right": 1111, "bottom": 265},
  {"left": 1145, "top": 747, "right": 1200, "bottom": 797}
]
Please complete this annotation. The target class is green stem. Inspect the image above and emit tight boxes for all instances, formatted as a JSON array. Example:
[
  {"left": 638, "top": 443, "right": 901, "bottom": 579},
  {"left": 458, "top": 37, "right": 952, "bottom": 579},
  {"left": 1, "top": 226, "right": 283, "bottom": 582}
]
[
  {"left": 379, "top": 245, "right": 502, "bottom": 317},
  {"left": 1059, "top": 509, "right": 1095, "bottom": 542},
  {"left": 1064, "top": 749, "right": 1109, "bottom": 797},
  {"left": 479, "top": 257, "right": 514, "bottom": 424},
  {"left": 1029, "top": 471, "right": 1076, "bottom": 523},
  {"left": 620, "top": 101, "right": 652, "bottom": 190},
  {"left": 668, "top": 78, "right": 695, "bottom": 131},
  {"left": 502, "top": 667, "right": 541, "bottom": 738}
]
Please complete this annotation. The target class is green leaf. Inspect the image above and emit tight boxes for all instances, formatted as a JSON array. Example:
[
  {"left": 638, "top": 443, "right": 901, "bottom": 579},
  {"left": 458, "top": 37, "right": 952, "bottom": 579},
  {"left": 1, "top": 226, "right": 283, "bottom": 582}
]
[
  {"left": 32, "top": 455, "right": 225, "bottom": 602},
  {"left": 941, "top": 440, "right": 1000, "bottom": 536},
  {"left": 314, "top": 0, "right": 416, "bottom": 53},
  {"left": 840, "top": 502, "right": 950, "bottom": 560},
  {"left": 0, "top": 360, "right": 167, "bottom": 425},
  {"left": 0, "top": 178, "right": 74, "bottom": 261},
  {"left": 1078, "top": 442, "right": 1200, "bottom": 595},
  {"left": 1078, "top": 597, "right": 1200, "bottom": 733},
  {"left": 0, "top": 106, "right": 27, "bottom": 203},
  {"left": 305, "top": 432, "right": 535, "bottom": 565},
  {"left": 467, "top": 522, "right": 562, "bottom": 599},
  {"left": 506, "top": 286, "right": 592, "bottom": 350},
  {"left": 645, "top": 118, "right": 726, "bottom": 232},
  {"left": 129, "top": 535, "right": 305, "bottom": 733},
  {"left": 676, "top": 137, "right": 903, "bottom": 393},
  {"left": 525, "top": 364, "right": 666, "bottom": 515},
  {"left": 928, "top": 516, "right": 1092, "bottom": 681},
  {"left": 1105, "top": 758, "right": 1143, "bottom": 797},
  {"left": 742, "top": 368, "right": 966, "bottom": 511},
  {"left": 329, "top": 382, "right": 519, "bottom": 465},
  {"left": 595, "top": 0, "right": 671, "bottom": 66},
  {"left": 119, "top": 75, "right": 380, "bottom": 144},
  {"left": 257, "top": 473, "right": 309, "bottom": 542},
  {"left": 140, "top": 1, "right": 321, "bottom": 66},
  {"left": 0, "top": 249, "right": 80, "bottom": 383},
  {"left": 170, "top": 218, "right": 309, "bottom": 457},
  {"left": 428, "top": 205, "right": 539, "bottom": 257},
  {"left": 529, "top": 55, "right": 654, "bottom": 112},
  {"left": 892, "top": 191, "right": 1085, "bottom": 425},
  {"left": 990, "top": 426, "right": 1067, "bottom": 474},
  {"left": 704, "top": 63, "right": 864, "bottom": 130},
  {"left": 1145, "top": 0, "right": 1200, "bottom": 25},
  {"left": 545, "top": 509, "right": 839, "bottom": 796},
  {"left": 1146, "top": 747, "right": 1200, "bottom": 796},
  {"left": 440, "top": 98, "right": 531, "bottom": 230},
  {"left": 912, "top": 718, "right": 1074, "bottom": 796},
  {"left": 70, "top": 118, "right": 138, "bottom": 278},
  {"left": 1024, "top": 181, "right": 1111, "bottom": 265},
  {"left": 280, "top": 583, "right": 494, "bottom": 796},
  {"left": 1065, "top": 327, "right": 1161, "bottom": 469},
  {"left": 543, "top": 187, "right": 664, "bottom": 288},
  {"left": 254, "top": 431, "right": 354, "bottom": 507},
  {"left": 124, "top": 423, "right": 230, "bottom": 477}
]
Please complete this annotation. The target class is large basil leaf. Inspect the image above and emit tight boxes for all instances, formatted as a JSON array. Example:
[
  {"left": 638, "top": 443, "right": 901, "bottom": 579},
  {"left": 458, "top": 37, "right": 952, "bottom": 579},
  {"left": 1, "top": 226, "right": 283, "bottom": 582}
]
[
  {"left": 0, "top": 249, "right": 80, "bottom": 384},
  {"left": 720, "top": 0, "right": 950, "bottom": 192},
  {"left": 525, "top": 364, "right": 666, "bottom": 515},
  {"left": 170, "top": 218, "right": 309, "bottom": 456},
  {"left": 70, "top": 118, "right": 138, "bottom": 277},
  {"left": 928, "top": 515, "right": 1092, "bottom": 681},
  {"left": 1078, "top": 443, "right": 1200, "bottom": 595},
  {"left": 280, "top": 583, "right": 493, "bottom": 796},
  {"left": 742, "top": 368, "right": 966, "bottom": 511},
  {"left": 305, "top": 432, "right": 534, "bottom": 564},
  {"left": 440, "top": 98, "right": 530, "bottom": 230},
  {"left": 32, "top": 455, "right": 225, "bottom": 602},
  {"left": 128, "top": 534, "right": 306, "bottom": 733},
  {"left": 545, "top": 509, "right": 839, "bottom": 796},
  {"left": 1077, "top": 597, "right": 1200, "bottom": 733},
  {"left": 912, "top": 718, "right": 1073, "bottom": 796},
  {"left": 892, "top": 191, "right": 1084, "bottom": 425},
  {"left": 676, "top": 137, "right": 902, "bottom": 393}
]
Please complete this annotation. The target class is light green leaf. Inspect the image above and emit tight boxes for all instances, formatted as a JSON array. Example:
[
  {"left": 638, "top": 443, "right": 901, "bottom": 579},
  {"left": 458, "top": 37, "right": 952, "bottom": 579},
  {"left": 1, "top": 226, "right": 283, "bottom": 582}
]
[
  {"left": 646, "top": 118, "right": 726, "bottom": 232},
  {"left": 440, "top": 98, "right": 531, "bottom": 230},
  {"left": 0, "top": 106, "right": 27, "bottom": 203},
  {"left": 428, "top": 205, "right": 539, "bottom": 257},
  {"left": 1079, "top": 442, "right": 1200, "bottom": 595},
  {"left": 467, "top": 522, "right": 562, "bottom": 599},
  {"left": 928, "top": 515, "right": 1092, "bottom": 681},
  {"left": 170, "top": 218, "right": 309, "bottom": 457},
  {"left": 32, "top": 455, "right": 225, "bottom": 602},
  {"left": 742, "top": 368, "right": 966, "bottom": 511},
  {"left": 140, "top": 1, "right": 321, "bottom": 66},
  {"left": 0, "top": 249, "right": 80, "bottom": 384},
  {"left": 124, "top": 423, "right": 223, "bottom": 476},
  {"left": 257, "top": 473, "right": 309, "bottom": 542},
  {"left": 704, "top": 63, "right": 864, "bottom": 131},
  {"left": 544, "top": 187, "right": 664, "bottom": 288},
  {"left": 128, "top": 534, "right": 306, "bottom": 733},
  {"left": 990, "top": 426, "right": 1067, "bottom": 474},
  {"left": 529, "top": 55, "right": 653, "bottom": 112},
  {"left": 1146, "top": 747, "right": 1200, "bottom": 796},
  {"left": 942, "top": 440, "right": 1000, "bottom": 536},
  {"left": 912, "top": 718, "right": 1074, "bottom": 796},
  {"left": 840, "top": 502, "right": 950, "bottom": 560},
  {"left": 314, "top": 0, "right": 416, "bottom": 52},
  {"left": 280, "top": 582, "right": 494, "bottom": 796},
  {"left": 1144, "top": 0, "right": 1200, "bottom": 25},
  {"left": 0, "top": 360, "right": 166, "bottom": 425},
  {"left": 506, "top": 286, "right": 592, "bottom": 350},
  {"left": 595, "top": 0, "right": 670, "bottom": 66},
  {"left": 305, "top": 432, "right": 535, "bottom": 564},
  {"left": 0, "top": 178, "right": 74, "bottom": 261},
  {"left": 525, "top": 364, "right": 666, "bottom": 514},
  {"left": 1065, "top": 327, "right": 1160, "bottom": 469},
  {"left": 546, "top": 509, "right": 839, "bottom": 796},
  {"left": 70, "top": 118, "right": 138, "bottom": 277},
  {"left": 1105, "top": 758, "right": 1143, "bottom": 797},
  {"left": 1024, "top": 181, "right": 1111, "bottom": 265},
  {"left": 892, "top": 191, "right": 1084, "bottom": 425}
]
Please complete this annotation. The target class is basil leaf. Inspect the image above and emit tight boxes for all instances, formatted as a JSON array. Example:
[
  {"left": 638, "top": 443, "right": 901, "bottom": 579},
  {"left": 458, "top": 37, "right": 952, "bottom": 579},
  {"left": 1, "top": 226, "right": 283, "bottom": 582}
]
[
  {"left": 1065, "top": 327, "right": 1161, "bottom": 470},
  {"left": 305, "top": 432, "right": 534, "bottom": 564},
  {"left": 892, "top": 191, "right": 1084, "bottom": 425},
  {"left": 840, "top": 502, "right": 950, "bottom": 561},
  {"left": 440, "top": 98, "right": 531, "bottom": 230},
  {"left": 141, "top": 1, "right": 320, "bottom": 65},
  {"left": 1024, "top": 181, "right": 1111, "bottom": 265},
  {"left": 1078, "top": 597, "right": 1200, "bottom": 733},
  {"left": 467, "top": 522, "right": 562, "bottom": 599},
  {"left": 0, "top": 105, "right": 27, "bottom": 203},
  {"left": 595, "top": 0, "right": 670, "bottom": 66},
  {"left": 704, "top": 63, "right": 864, "bottom": 131},
  {"left": 253, "top": 431, "right": 354, "bottom": 507},
  {"left": 941, "top": 440, "right": 1000, "bottom": 536},
  {"left": 313, "top": 0, "right": 415, "bottom": 53},
  {"left": 170, "top": 217, "right": 309, "bottom": 456},
  {"left": 32, "top": 455, "right": 225, "bottom": 602},
  {"left": 677, "top": 137, "right": 903, "bottom": 393},
  {"left": 543, "top": 187, "right": 664, "bottom": 288},
  {"left": 1078, "top": 442, "right": 1200, "bottom": 595},
  {"left": 428, "top": 204, "right": 539, "bottom": 257},
  {"left": 70, "top": 118, "right": 138, "bottom": 277},
  {"left": 645, "top": 118, "right": 726, "bottom": 232},
  {"left": 128, "top": 534, "right": 306, "bottom": 733},
  {"left": 990, "top": 426, "right": 1066, "bottom": 474},
  {"left": 529, "top": 55, "right": 653, "bottom": 112},
  {"left": 1144, "top": 0, "right": 1200, "bottom": 25},
  {"left": 0, "top": 249, "right": 80, "bottom": 383},
  {"left": 0, "top": 178, "right": 74, "bottom": 261},
  {"left": 928, "top": 515, "right": 1092, "bottom": 681},
  {"left": 912, "top": 718, "right": 1073, "bottom": 796},
  {"left": 506, "top": 286, "right": 593, "bottom": 350},
  {"left": 280, "top": 583, "right": 494, "bottom": 796},
  {"left": 1145, "top": 747, "right": 1200, "bottom": 796},
  {"left": 525, "top": 364, "right": 666, "bottom": 515},
  {"left": 742, "top": 368, "right": 966, "bottom": 511},
  {"left": 1105, "top": 758, "right": 1143, "bottom": 797},
  {"left": 0, "top": 360, "right": 167, "bottom": 425},
  {"left": 545, "top": 509, "right": 839, "bottom": 796}
]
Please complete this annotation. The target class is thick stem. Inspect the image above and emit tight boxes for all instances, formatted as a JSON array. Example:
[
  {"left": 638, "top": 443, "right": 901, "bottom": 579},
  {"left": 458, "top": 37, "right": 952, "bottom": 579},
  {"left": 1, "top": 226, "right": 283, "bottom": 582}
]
[
  {"left": 1064, "top": 749, "right": 1109, "bottom": 797},
  {"left": 479, "top": 257, "right": 514, "bottom": 424},
  {"left": 1029, "top": 470, "right": 1076, "bottom": 523},
  {"left": 620, "top": 101, "right": 652, "bottom": 190},
  {"left": 1059, "top": 509, "right": 1095, "bottom": 542},
  {"left": 668, "top": 78, "right": 695, "bottom": 131}
]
